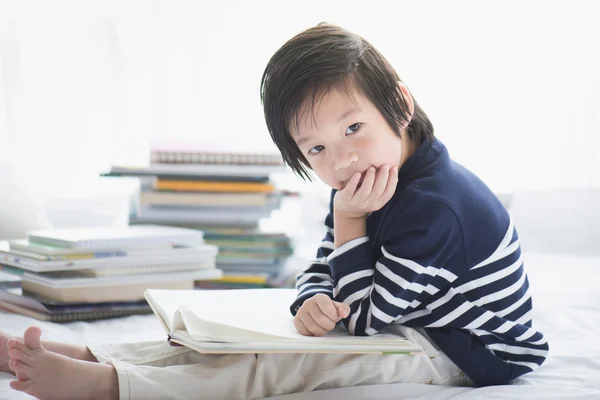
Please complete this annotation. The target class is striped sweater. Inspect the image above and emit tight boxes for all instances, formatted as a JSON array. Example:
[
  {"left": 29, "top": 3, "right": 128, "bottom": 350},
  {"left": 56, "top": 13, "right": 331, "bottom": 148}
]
[{"left": 290, "top": 137, "right": 549, "bottom": 386}]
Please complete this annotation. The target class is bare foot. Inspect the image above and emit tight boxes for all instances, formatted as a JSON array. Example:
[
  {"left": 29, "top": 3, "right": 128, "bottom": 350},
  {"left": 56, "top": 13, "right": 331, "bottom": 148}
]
[
  {"left": 1, "top": 331, "right": 16, "bottom": 375},
  {"left": 8, "top": 327, "right": 118, "bottom": 400}
]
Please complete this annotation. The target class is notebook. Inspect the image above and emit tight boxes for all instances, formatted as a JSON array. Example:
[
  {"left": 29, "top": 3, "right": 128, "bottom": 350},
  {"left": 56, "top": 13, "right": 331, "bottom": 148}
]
[
  {"left": 0, "top": 242, "right": 218, "bottom": 273},
  {"left": 26, "top": 225, "right": 205, "bottom": 251},
  {"left": 18, "top": 269, "right": 222, "bottom": 303},
  {"left": 150, "top": 140, "right": 284, "bottom": 166},
  {"left": 107, "top": 164, "right": 286, "bottom": 178},
  {"left": 0, "top": 288, "right": 151, "bottom": 322},
  {"left": 7, "top": 239, "right": 208, "bottom": 259},
  {"left": 139, "top": 192, "right": 273, "bottom": 207},
  {"left": 144, "top": 288, "right": 423, "bottom": 354}
]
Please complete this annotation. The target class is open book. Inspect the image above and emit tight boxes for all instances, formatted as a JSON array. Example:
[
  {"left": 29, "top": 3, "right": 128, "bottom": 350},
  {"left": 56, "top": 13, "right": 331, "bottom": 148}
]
[{"left": 144, "top": 288, "right": 423, "bottom": 354}]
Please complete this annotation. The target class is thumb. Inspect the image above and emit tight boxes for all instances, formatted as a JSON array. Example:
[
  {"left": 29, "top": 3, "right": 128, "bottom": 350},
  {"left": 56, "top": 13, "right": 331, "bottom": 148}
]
[{"left": 333, "top": 301, "right": 350, "bottom": 319}]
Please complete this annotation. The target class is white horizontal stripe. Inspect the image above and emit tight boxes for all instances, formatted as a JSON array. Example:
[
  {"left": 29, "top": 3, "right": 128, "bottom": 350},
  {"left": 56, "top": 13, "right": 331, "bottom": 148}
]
[
  {"left": 472, "top": 239, "right": 519, "bottom": 270},
  {"left": 376, "top": 261, "right": 439, "bottom": 295},
  {"left": 296, "top": 272, "right": 333, "bottom": 288},
  {"left": 320, "top": 240, "right": 335, "bottom": 250},
  {"left": 515, "top": 309, "right": 533, "bottom": 326},
  {"left": 334, "top": 269, "right": 374, "bottom": 296},
  {"left": 426, "top": 302, "right": 473, "bottom": 327},
  {"left": 515, "top": 328, "right": 537, "bottom": 342},
  {"left": 427, "top": 287, "right": 458, "bottom": 311},
  {"left": 504, "top": 360, "right": 538, "bottom": 370},
  {"left": 487, "top": 343, "right": 548, "bottom": 357},
  {"left": 381, "top": 247, "right": 439, "bottom": 275},
  {"left": 298, "top": 281, "right": 333, "bottom": 292},
  {"left": 472, "top": 218, "right": 514, "bottom": 270},
  {"left": 296, "top": 287, "right": 333, "bottom": 299},
  {"left": 495, "top": 287, "right": 531, "bottom": 318},
  {"left": 373, "top": 283, "right": 421, "bottom": 310},
  {"left": 325, "top": 226, "right": 334, "bottom": 236},
  {"left": 381, "top": 247, "right": 458, "bottom": 283},
  {"left": 307, "top": 257, "right": 328, "bottom": 266},
  {"left": 462, "top": 310, "right": 495, "bottom": 330},
  {"left": 340, "top": 286, "right": 370, "bottom": 308},
  {"left": 474, "top": 269, "right": 527, "bottom": 306},
  {"left": 455, "top": 256, "right": 522, "bottom": 293},
  {"left": 527, "top": 337, "right": 548, "bottom": 346},
  {"left": 370, "top": 302, "right": 396, "bottom": 324},
  {"left": 494, "top": 321, "right": 514, "bottom": 334},
  {"left": 327, "top": 236, "right": 369, "bottom": 261},
  {"left": 398, "top": 308, "right": 431, "bottom": 324}
]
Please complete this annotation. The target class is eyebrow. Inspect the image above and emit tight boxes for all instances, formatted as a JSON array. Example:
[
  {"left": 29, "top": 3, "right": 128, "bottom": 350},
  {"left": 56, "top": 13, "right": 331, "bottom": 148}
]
[{"left": 295, "top": 107, "right": 361, "bottom": 147}]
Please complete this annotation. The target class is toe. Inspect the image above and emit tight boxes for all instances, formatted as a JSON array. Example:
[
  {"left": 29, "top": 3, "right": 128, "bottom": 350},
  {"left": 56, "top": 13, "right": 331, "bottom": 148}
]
[
  {"left": 9, "top": 340, "right": 30, "bottom": 355},
  {"left": 9, "top": 379, "right": 33, "bottom": 394},
  {"left": 8, "top": 359, "right": 32, "bottom": 376},
  {"left": 23, "top": 327, "right": 42, "bottom": 351},
  {"left": 9, "top": 348, "right": 31, "bottom": 364}
]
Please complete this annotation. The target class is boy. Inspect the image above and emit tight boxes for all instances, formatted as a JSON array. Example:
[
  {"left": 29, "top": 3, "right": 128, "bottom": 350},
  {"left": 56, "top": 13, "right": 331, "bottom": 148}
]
[{"left": 1, "top": 23, "right": 547, "bottom": 399}]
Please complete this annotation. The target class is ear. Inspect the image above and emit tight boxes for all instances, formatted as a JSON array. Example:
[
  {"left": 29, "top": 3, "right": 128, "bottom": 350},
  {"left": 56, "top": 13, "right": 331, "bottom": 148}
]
[{"left": 397, "top": 81, "right": 414, "bottom": 127}]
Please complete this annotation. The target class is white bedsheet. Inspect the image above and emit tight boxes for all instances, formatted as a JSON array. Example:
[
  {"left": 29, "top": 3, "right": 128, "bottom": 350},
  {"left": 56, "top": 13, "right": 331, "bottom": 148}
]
[{"left": 2, "top": 252, "right": 599, "bottom": 399}]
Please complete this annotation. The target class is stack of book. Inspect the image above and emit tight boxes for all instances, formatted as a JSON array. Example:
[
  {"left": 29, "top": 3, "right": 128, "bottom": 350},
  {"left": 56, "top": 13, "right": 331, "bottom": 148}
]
[
  {"left": 0, "top": 225, "right": 220, "bottom": 321},
  {"left": 103, "top": 140, "right": 295, "bottom": 288}
]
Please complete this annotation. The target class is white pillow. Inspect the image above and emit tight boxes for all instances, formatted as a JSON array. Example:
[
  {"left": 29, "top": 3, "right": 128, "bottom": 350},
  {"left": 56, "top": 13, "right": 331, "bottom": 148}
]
[
  {"left": 509, "top": 187, "right": 600, "bottom": 255},
  {"left": 0, "top": 164, "right": 52, "bottom": 240}
]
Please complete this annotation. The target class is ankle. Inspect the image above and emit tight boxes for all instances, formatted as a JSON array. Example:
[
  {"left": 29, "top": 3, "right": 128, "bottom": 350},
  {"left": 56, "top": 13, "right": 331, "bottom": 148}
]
[{"left": 95, "top": 364, "right": 119, "bottom": 400}]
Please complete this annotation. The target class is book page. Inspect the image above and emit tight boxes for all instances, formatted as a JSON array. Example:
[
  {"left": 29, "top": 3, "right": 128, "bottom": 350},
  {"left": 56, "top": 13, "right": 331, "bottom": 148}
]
[{"left": 147, "top": 289, "right": 407, "bottom": 343}]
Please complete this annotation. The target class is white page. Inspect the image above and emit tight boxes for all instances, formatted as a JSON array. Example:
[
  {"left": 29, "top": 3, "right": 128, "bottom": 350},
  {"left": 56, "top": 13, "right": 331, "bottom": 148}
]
[{"left": 146, "top": 288, "right": 406, "bottom": 342}]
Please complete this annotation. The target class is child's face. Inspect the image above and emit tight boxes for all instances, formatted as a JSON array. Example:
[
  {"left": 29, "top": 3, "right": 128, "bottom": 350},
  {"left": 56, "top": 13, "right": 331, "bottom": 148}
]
[{"left": 292, "top": 86, "right": 414, "bottom": 190}]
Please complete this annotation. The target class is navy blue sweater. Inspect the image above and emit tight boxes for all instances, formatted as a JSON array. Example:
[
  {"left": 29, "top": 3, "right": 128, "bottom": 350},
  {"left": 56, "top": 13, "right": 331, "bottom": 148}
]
[{"left": 290, "top": 137, "right": 548, "bottom": 386}]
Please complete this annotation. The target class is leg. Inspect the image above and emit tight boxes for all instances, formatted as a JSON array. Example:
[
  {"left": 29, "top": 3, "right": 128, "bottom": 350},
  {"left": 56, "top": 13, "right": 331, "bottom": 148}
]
[
  {"left": 87, "top": 326, "right": 468, "bottom": 400},
  {"left": 8, "top": 327, "right": 118, "bottom": 400}
]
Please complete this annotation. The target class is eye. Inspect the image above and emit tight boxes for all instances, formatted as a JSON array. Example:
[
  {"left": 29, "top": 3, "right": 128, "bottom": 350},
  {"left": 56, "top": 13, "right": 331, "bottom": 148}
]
[
  {"left": 308, "top": 145, "right": 324, "bottom": 155},
  {"left": 346, "top": 123, "right": 361, "bottom": 135}
]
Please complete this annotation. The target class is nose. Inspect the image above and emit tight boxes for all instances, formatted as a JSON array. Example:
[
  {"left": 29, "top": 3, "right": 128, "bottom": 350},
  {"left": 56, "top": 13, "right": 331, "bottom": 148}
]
[{"left": 333, "top": 149, "right": 359, "bottom": 170}]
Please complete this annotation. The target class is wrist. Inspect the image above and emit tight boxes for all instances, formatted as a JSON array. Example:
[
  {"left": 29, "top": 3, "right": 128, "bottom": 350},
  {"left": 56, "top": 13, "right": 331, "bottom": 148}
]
[{"left": 334, "top": 211, "right": 367, "bottom": 248}]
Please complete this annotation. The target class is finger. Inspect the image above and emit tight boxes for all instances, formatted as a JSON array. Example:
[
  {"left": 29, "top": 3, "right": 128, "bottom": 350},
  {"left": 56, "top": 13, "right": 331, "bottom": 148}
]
[
  {"left": 371, "top": 164, "right": 391, "bottom": 197},
  {"left": 380, "top": 165, "right": 399, "bottom": 204},
  {"left": 294, "top": 316, "right": 313, "bottom": 336},
  {"left": 343, "top": 172, "right": 361, "bottom": 195},
  {"left": 314, "top": 295, "right": 340, "bottom": 321},
  {"left": 334, "top": 301, "right": 351, "bottom": 318},
  {"left": 300, "top": 312, "right": 329, "bottom": 336},
  {"left": 353, "top": 166, "right": 376, "bottom": 203},
  {"left": 307, "top": 306, "right": 337, "bottom": 331}
]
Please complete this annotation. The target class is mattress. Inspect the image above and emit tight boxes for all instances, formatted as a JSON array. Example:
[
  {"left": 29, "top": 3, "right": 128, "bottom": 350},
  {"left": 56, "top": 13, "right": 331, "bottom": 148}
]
[{"left": 2, "top": 252, "right": 599, "bottom": 399}]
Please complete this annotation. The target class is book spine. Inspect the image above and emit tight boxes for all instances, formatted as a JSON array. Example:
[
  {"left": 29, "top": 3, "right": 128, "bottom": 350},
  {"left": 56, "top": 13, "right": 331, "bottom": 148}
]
[{"left": 154, "top": 180, "right": 275, "bottom": 193}]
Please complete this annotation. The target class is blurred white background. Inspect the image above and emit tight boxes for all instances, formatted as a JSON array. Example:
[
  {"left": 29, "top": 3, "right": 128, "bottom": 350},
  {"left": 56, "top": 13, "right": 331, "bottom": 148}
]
[{"left": 0, "top": 0, "right": 599, "bottom": 254}]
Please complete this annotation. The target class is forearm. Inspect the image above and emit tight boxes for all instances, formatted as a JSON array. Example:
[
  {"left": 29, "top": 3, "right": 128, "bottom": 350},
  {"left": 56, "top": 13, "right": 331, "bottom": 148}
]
[{"left": 334, "top": 211, "right": 367, "bottom": 248}]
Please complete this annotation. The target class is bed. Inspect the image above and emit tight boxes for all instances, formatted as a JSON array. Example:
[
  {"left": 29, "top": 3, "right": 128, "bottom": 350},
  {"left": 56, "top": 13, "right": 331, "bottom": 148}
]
[{"left": 1, "top": 251, "right": 599, "bottom": 399}]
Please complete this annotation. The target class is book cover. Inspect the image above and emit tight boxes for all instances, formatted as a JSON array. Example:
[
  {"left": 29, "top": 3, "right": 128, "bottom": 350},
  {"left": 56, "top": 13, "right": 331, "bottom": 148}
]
[
  {"left": 150, "top": 140, "right": 284, "bottom": 166},
  {"left": 108, "top": 164, "right": 286, "bottom": 178},
  {"left": 26, "top": 225, "right": 205, "bottom": 251},
  {"left": 0, "top": 288, "right": 152, "bottom": 322},
  {"left": 0, "top": 242, "right": 218, "bottom": 273}
]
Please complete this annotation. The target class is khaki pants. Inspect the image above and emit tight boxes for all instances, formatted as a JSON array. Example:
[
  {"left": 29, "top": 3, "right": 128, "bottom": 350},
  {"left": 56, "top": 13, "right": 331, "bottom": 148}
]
[{"left": 88, "top": 325, "right": 473, "bottom": 400}]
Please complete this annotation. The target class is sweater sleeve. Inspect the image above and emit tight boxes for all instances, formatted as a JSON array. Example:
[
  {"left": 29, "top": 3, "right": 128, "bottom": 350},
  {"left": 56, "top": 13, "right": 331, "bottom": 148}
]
[
  {"left": 328, "top": 198, "right": 466, "bottom": 335},
  {"left": 289, "top": 190, "right": 337, "bottom": 316}
]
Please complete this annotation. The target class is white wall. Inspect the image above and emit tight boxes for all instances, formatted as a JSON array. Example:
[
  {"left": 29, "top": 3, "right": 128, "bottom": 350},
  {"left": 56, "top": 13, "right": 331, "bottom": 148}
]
[{"left": 0, "top": 0, "right": 599, "bottom": 198}]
